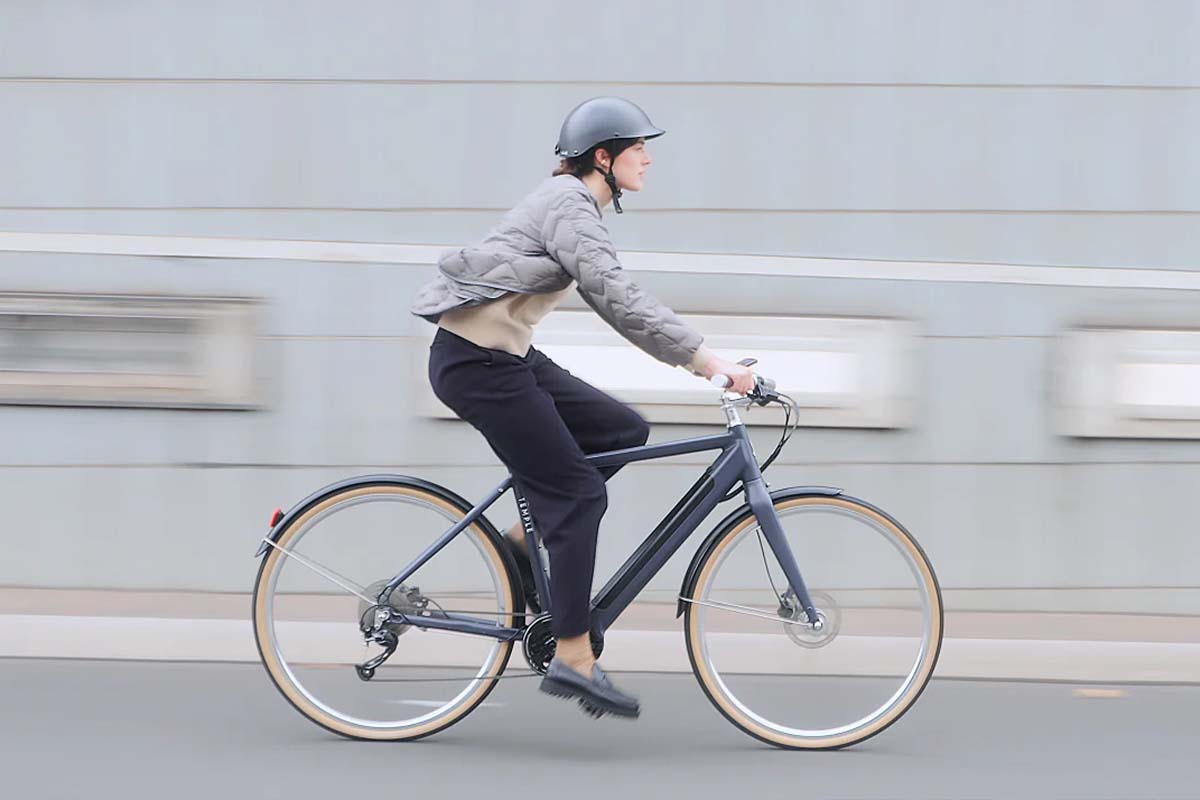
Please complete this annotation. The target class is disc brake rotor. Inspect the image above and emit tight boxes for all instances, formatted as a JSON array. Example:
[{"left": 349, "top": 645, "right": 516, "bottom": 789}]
[{"left": 781, "top": 589, "right": 841, "bottom": 649}]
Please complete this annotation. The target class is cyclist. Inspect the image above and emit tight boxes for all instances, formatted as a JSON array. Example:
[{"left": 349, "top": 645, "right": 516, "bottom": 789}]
[{"left": 411, "top": 97, "right": 754, "bottom": 719}]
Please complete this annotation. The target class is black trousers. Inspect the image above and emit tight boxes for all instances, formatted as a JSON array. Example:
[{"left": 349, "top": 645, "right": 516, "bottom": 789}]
[{"left": 428, "top": 327, "right": 650, "bottom": 638}]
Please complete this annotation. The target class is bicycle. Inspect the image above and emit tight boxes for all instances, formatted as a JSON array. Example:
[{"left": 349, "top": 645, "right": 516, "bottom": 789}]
[{"left": 251, "top": 361, "right": 943, "bottom": 749}]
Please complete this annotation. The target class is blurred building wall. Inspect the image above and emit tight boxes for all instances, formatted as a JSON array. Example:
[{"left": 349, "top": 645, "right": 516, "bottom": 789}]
[{"left": 1, "top": 1, "right": 1198, "bottom": 612}]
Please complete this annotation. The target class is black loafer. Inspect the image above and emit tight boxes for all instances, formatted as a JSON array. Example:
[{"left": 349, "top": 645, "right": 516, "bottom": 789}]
[
  {"left": 502, "top": 536, "right": 542, "bottom": 614},
  {"left": 539, "top": 658, "right": 640, "bottom": 719}
]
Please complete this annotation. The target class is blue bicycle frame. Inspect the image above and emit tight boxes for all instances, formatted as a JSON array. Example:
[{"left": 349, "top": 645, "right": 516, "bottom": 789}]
[{"left": 377, "top": 420, "right": 821, "bottom": 642}]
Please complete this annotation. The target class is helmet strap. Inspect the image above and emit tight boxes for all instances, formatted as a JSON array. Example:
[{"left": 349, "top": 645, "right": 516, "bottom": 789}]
[{"left": 597, "top": 164, "right": 623, "bottom": 214}]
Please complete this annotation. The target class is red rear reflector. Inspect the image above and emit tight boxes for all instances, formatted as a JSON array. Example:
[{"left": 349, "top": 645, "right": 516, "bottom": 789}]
[{"left": 269, "top": 508, "right": 284, "bottom": 527}]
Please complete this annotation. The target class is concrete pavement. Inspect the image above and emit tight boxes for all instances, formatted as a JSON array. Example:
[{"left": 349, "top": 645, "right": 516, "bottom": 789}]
[{"left": 2, "top": 658, "right": 1198, "bottom": 800}]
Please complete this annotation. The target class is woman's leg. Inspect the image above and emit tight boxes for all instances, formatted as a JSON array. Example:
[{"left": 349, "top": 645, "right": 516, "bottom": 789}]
[
  {"left": 503, "top": 347, "right": 650, "bottom": 550},
  {"left": 528, "top": 348, "right": 651, "bottom": 473},
  {"left": 430, "top": 333, "right": 642, "bottom": 715},
  {"left": 521, "top": 349, "right": 652, "bottom": 672},
  {"left": 428, "top": 334, "right": 607, "bottom": 650}
]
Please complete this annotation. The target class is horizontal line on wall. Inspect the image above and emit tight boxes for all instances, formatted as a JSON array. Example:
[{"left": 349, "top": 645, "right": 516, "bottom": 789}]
[
  {"left": 3, "top": 77, "right": 1198, "bottom": 91},
  {"left": 260, "top": 335, "right": 415, "bottom": 341},
  {"left": 259, "top": 334, "right": 1057, "bottom": 343},
  {"left": 252, "top": 334, "right": 1059, "bottom": 346},
  {"left": 3, "top": 207, "right": 1198, "bottom": 216},
  {"left": 926, "top": 335, "right": 1050, "bottom": 341},
  {"left": 943, "top": 586, "right": 1200, "bottom": 592},
  {"left": 3, "top": 584, "right": 1196, "bottom": 595},
  {"left": 3, "top": 461, "right": 1200, "bottom": 469},
  {"left": 2, "top": 231, "right": 1200, "bottom": 291}
]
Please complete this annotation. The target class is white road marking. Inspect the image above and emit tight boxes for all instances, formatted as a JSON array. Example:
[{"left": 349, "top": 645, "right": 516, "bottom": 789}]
[{"left": 390, "top": 699, "right": 505, "bottom": 708}]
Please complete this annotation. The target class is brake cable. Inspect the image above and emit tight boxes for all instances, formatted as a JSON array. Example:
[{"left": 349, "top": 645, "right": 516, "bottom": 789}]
[
  {"left": 757, "top": 390, "right": 800, "bottom": 474},
  {"left": 718, "top": 386, "right": 801, "bottom": 504}
]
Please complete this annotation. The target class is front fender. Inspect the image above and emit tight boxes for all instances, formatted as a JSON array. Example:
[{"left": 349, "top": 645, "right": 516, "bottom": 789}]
[{"left": 676, "top": 485, "right": 843, "bottom": 617}]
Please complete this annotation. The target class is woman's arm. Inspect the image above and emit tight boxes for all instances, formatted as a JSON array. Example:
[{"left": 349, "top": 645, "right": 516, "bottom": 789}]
[
  {"left": 543, "top": 189, "right": 703, "bottom": 366},
  {"left": 543, "top": 189, "right": 755, "bottom": 392}
]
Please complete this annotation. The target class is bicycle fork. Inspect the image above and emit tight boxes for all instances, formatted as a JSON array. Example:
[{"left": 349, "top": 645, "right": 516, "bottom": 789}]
[{"left": 743, "top": 476, "right": 823, "bottom": 629}]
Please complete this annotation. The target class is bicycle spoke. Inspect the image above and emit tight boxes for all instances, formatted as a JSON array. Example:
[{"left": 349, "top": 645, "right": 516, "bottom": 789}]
[{"left": 260, "top": 537, "right": 375, "bottom": 605}]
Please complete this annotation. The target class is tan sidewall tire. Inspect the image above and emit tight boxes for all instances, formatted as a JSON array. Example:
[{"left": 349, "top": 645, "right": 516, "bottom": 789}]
[
  {"left": 252, "top": 485, "right": 517, "bottom": 741},
  {"left": 685, "top": 495, "right": 942, "bottom": 750}
]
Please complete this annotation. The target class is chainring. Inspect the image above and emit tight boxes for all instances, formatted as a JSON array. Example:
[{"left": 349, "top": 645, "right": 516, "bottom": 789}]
[{"left": 521, "top": 613, "right": 604, "bottom": 675}]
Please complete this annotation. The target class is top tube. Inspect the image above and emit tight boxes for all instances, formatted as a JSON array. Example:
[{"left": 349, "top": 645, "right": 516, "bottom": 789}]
[{"left": 585, "top": 432, "right": 736, "bottom": 469}]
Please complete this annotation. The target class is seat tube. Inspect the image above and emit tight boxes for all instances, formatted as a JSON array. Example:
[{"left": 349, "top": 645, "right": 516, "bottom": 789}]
[
  {"left": 743, "top": 476, "right": 821, "bottom": 625},
  {"left": 513, "top": 486, "right": 552, "bottom": 616}
]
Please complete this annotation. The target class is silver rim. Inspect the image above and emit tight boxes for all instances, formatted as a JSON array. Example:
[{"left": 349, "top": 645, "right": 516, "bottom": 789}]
[
  {"left": 258, "top": 489, "right": 511, "bottom": 733},
  {"left": 694, "top": 501, "right": 937, "bottom": 744}
]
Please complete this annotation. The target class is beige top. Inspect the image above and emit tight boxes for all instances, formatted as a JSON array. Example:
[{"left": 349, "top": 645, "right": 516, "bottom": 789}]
[
  {"left": 438, "top": 286, "right": 713, "bottom": 373},
  {"left": 438, "top": 285, "right": 578, "bottom": 358}
]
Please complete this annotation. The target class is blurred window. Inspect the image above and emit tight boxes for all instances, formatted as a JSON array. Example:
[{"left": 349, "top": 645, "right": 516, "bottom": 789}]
[
  {"left": 1056, "top": 328, "right": 1200, "bottom": 438},
  {"left": 421, "top": 311, "right": 918, "bottom": 428},
  {"left": 0, "top": 293, "right": 261, "bottom": 409}
]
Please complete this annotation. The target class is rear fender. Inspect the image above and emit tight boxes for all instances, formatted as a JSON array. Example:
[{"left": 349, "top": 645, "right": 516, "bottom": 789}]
[{"left": 252, "top": 473, "right": 520, "bottom": 603}]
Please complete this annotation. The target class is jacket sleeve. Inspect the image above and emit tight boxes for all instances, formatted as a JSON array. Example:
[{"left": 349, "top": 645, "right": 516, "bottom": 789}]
[{"left": 541, "top": 189, "right": 705, "bottom": 368}]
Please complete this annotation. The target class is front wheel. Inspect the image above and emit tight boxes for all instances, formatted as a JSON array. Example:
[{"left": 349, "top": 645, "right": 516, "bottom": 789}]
[{"left": 683, "top": 492, "right": 942, "bottom": 749}]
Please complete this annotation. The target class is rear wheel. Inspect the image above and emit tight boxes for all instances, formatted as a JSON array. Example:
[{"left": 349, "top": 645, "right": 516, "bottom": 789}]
[
  {"left": 252, "top": 481, "right": 520, "bottom": 740},
  {"left": 683, "top": 492, "right": 942, "bottom": 749}
]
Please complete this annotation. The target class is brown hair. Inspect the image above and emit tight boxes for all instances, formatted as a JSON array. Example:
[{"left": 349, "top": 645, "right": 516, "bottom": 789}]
[
  {"left": 551, "top": 138, "right": 637, "bottom": 178},
  {"left": 552, "top": 153, "right": 594, "bottom": 178}
]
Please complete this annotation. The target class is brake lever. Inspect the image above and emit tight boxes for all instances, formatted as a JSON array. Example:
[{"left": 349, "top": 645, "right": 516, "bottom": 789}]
[{"left": 751, "top": 375, "right": 778, "bottom": 406}]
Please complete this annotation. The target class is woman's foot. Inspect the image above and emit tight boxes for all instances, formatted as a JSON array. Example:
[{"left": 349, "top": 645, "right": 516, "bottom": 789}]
[
  {"left": 540, "top": 633, "right": 639, "bottom": 719},
  {"left": 540, "top": 658, "right": 640, "bottom": 719}
]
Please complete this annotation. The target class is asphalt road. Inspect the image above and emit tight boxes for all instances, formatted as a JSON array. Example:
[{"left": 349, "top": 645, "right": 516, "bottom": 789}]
[{"left": 2, "top": 659, "right": 1196, "bottom": 799}]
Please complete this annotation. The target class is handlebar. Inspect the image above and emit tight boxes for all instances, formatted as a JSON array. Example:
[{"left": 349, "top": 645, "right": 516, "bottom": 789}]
[{"left": 710, "top": 373, "right": 780, "bottom": 406}]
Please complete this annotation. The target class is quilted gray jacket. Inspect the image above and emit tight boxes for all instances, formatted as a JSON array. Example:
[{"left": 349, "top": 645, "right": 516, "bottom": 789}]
[{"left": 410, "top": 175, "right": 703, "bottom": 367}]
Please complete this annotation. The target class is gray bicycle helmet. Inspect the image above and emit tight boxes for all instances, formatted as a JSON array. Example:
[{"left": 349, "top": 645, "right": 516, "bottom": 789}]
[{"left": 554, "top": 96, "right": 665, "bottom": 213}]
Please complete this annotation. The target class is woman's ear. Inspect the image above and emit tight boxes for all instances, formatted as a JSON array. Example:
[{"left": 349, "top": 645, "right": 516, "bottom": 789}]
[{"left": 593, "top": 147, "right": 611, "bottom": 172}]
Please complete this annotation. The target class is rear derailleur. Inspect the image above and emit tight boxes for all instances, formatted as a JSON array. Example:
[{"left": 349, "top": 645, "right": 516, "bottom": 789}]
[{"left": 354, "top": 582, "right": 430, "bottom": 681}]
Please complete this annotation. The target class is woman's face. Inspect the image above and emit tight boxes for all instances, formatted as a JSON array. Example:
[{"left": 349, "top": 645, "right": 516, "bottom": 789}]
[{"left": 607, "top": 138, "right": 652, "bottom": 192}]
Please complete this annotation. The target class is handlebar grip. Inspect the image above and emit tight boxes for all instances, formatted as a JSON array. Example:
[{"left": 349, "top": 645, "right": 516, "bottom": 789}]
[{"left": 710, "top": 375, "right": 732, "bottom": 389}]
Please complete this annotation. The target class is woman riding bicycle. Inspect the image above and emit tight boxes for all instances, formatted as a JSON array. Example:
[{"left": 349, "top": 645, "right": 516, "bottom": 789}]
[{"left": 411, "top": 97, "right": 755, "bottom": 719}]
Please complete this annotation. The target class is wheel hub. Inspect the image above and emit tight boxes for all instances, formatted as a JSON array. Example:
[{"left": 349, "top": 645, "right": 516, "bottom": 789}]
[
  {"left": 357, "top": 580, "right": 432, "bottom": 639},
  {"left": 779, "top": 589, "right": 841, "bottom": 649},
  {"left": 351, "top": 580, "right": 434, "bottom": 680}
]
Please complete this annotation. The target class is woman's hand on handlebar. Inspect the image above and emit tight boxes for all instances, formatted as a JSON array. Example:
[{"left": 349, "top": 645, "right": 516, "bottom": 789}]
[{"left": 697, "top": 353, "right": 756, "bottom": 395}]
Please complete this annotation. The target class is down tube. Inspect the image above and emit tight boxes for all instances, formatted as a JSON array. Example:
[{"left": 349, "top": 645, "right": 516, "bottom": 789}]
[{"left": 590, "top": 446, "right": 745, "bottom": 634}]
